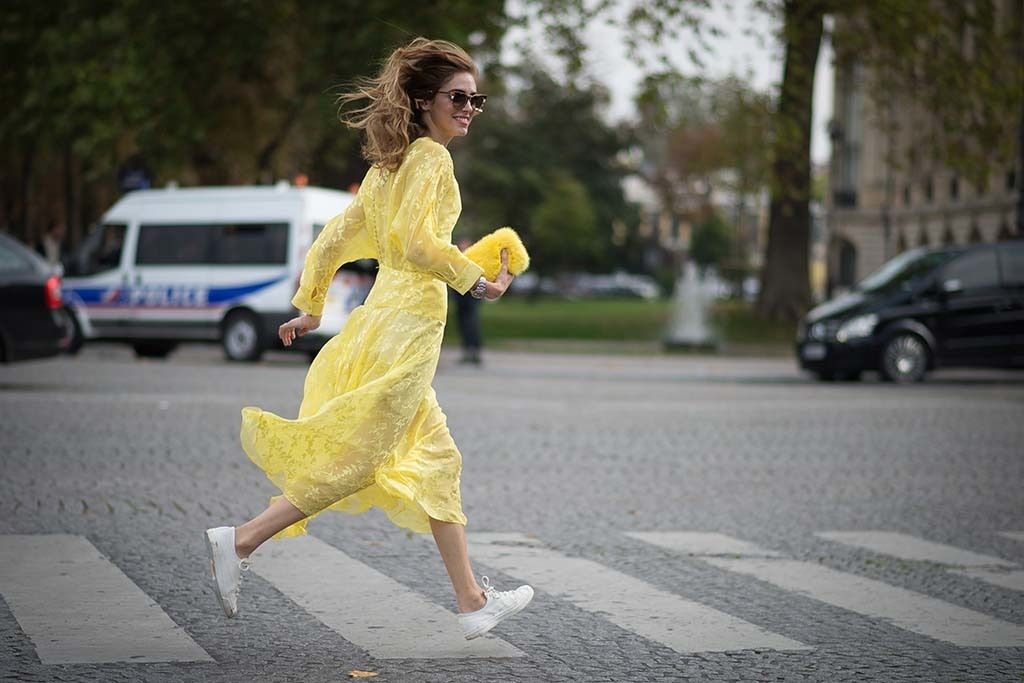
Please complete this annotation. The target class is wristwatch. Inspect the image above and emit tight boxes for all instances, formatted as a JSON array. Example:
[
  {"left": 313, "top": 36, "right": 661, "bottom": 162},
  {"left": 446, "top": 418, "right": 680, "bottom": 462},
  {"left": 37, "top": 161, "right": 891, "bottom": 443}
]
[{"left": 469, "top": 276, "right": 487, "bottom": 299}]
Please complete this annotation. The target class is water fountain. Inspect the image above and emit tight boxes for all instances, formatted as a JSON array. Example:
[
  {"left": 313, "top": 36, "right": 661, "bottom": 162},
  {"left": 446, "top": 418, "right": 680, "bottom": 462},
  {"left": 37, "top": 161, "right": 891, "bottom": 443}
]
[{"left": 663, "top": 260, "right": 718, "bottom": 351}]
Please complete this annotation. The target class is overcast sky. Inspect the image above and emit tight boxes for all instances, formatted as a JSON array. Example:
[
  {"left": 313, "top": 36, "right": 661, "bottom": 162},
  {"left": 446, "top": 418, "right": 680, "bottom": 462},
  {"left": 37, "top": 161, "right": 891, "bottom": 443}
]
[{"left": 500, "top": 0, "right": 834, "bottom": 165}]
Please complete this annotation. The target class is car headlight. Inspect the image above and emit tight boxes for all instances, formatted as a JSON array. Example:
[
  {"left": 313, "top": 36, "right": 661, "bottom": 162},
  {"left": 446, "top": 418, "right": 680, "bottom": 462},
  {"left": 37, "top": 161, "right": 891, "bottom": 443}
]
[
  {"left": 835, "top": 313, "right": 878, "bottom": 342},
  {"left": 809, "top": 322, "right": 827, "bottom": 340}
]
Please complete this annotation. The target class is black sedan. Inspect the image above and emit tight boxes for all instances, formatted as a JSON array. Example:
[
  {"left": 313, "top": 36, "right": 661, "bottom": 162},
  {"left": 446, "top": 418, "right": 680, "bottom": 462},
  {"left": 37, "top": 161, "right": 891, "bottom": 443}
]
[{"left": 0, "top": 233, "right": 68, "bottom": 363}]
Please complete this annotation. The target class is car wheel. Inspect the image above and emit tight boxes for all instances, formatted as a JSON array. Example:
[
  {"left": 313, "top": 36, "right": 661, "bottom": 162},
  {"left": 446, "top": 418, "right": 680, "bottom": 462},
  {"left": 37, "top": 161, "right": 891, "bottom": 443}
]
[
  {"left": 880, "top": 333, "right": 929, "bottom": 383},
  {"left": 222, "top": 310, "right": 264, "bottom": 362},
  {"left": 132, "top": 341, "right": 178, "bottom": 359},
  {"left": 815, "top": 371, "right": 837, "bottom": 382},
  {"left": 62, "top": 307, "right": 84, "bottom": 355}
]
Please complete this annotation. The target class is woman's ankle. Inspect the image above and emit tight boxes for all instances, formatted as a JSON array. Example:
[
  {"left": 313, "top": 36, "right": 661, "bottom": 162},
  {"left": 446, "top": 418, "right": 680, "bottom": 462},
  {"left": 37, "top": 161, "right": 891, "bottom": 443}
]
[
  {"left": 456, "top": 587, "right": 487, "bottom": 613},
  {"left": 233, "top": 527, "right": 257, "bottom": 559}
]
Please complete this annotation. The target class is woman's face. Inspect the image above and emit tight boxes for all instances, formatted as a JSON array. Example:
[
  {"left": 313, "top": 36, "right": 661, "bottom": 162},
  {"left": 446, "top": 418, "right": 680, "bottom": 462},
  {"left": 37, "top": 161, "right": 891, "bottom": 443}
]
[{"left": 419, "top": 71, "right": 481, "bottom": 142}]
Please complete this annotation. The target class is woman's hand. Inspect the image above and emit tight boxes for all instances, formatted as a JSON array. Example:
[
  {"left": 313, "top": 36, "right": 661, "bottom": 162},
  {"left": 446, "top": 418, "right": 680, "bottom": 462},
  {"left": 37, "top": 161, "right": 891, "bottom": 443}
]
[
  {"left": 484, "top": 248, "right": 514, "bottom": 300},
  {"left": 279, "top": 313, "right": 321, "bottom": 347}
]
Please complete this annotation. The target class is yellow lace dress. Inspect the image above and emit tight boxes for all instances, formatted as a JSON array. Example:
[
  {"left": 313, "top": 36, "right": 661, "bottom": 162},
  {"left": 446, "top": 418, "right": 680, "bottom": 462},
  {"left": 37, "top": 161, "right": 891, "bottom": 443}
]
[{"left": 239, "top": 136, "right": 485, "bottom": 539}]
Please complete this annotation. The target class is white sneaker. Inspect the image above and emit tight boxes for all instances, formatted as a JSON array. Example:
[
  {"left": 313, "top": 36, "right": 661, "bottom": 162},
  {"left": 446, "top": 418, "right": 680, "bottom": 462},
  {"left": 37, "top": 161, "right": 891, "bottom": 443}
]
[
  {"left": 458, "top": 576, "right": 534, "bottom": 640},
  {"left": 203, "top": 526, "right": 251, "bottom": 618}
]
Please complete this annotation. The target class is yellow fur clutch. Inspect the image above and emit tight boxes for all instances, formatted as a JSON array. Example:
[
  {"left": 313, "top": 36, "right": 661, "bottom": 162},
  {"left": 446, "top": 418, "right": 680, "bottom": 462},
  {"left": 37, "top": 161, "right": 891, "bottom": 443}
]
[{"left": 463, "top": 227, "right": 530, "bottom": 280}]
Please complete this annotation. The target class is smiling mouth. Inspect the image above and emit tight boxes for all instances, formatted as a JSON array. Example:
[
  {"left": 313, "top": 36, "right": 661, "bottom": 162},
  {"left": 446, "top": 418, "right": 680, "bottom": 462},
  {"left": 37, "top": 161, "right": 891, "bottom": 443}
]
[{"left": 453, "top": 115, "right": 470, "bottom": 124}]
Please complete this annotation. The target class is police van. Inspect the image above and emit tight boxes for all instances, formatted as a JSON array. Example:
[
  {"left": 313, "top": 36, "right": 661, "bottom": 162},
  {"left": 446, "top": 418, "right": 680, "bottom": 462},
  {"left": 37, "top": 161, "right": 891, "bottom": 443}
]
[{"left": 62, "top": 182, "right": 373, "bottom": 361}]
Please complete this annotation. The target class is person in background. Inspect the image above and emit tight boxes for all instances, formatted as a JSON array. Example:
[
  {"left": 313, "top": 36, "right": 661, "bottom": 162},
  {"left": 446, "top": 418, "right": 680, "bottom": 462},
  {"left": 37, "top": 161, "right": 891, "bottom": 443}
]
[
  {"left": 452, "top": 236, "right": 483, "bottom": 365},
  {"left": 36, "top": 219, "right": 65, "bottom": 266}
]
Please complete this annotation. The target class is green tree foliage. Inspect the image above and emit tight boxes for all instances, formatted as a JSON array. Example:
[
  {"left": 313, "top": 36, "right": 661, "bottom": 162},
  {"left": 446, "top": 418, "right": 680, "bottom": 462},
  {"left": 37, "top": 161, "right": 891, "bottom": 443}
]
[
  {"left": 530, "top": 171, "right": 599, "bottom": 276},
  {"left": 1, "top": 0, "right": 508, "bottom": 242},
  {"left": 690, "top": 211, "right": 734, "bottom": 269}
]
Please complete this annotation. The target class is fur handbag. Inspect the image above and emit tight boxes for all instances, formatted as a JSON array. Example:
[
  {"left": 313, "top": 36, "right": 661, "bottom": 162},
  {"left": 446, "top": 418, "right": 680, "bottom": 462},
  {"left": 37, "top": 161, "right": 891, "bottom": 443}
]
[{"left": 463, "top": 227, "right": 530, "bottom": 280}]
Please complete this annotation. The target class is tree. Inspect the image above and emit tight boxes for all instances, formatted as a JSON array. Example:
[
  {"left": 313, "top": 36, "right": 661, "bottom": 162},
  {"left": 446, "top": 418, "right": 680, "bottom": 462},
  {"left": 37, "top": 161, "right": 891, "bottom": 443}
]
[
  {"left": 530, "top": 0, "right": 1022, "bottom": 322},
  {"left": 690, "top": 211, "right": 734, "bottom": 269},
  {"left": 0, "top": 0, "right": 510, "bottom": 244},
  {"left": 755, "top": 0, "right": 824, "bottom": 321}
]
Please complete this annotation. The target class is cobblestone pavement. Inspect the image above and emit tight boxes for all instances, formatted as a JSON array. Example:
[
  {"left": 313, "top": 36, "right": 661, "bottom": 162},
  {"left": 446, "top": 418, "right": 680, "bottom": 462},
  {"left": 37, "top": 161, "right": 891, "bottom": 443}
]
[{"left": 1, "top": 343, "right": 1023, "bottom": 682}]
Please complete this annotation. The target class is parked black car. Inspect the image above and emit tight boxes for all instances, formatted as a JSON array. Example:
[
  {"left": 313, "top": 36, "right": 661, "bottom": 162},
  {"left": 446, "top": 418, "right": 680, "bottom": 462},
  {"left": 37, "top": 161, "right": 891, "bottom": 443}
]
[
  {"left": 797, "top": 241, "right": 1024, "bottom": 382},
  {"left": 0, "top": 233, "right": 68, "bottom": 363}
]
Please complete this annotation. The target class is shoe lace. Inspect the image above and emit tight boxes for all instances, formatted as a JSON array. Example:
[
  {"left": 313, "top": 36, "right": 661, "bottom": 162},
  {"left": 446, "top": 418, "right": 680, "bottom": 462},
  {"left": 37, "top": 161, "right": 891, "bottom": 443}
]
[{"left": 481, "top": 575, "right": 516, "bottom": 606}]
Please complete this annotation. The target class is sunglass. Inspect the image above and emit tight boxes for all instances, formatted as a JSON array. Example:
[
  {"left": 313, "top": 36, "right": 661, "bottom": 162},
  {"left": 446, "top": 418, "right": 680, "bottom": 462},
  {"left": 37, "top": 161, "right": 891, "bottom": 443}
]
[{"left": 436, "top": 89, "right": 487, "bottom": 113}]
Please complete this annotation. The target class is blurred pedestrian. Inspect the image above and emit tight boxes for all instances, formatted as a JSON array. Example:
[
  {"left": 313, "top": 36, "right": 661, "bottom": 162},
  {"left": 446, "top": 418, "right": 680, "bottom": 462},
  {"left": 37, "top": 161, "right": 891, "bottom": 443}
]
[
  {"left": 452, "top": 236, "right": 483, "bottom": 365},
  {"left": 35, "top": 219, "right": 65, "bottom": 266},
  {"left": 204, "top": 37, "right": 531, "bottom": 641}
]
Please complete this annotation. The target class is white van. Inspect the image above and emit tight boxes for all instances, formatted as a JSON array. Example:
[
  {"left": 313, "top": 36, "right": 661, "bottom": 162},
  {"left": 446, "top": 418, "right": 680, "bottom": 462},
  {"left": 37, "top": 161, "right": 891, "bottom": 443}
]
[{"left": 62, "top": 183, "right": 373, "bottom": 361}]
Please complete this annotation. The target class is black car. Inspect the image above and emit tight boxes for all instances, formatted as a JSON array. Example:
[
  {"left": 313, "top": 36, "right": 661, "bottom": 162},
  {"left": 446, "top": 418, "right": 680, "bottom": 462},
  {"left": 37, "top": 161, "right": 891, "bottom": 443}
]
[
  {"left": 797, "top": 240, "right": 1024, "bottom": 382},
  {"left": 0, "top": 233, "right": 69, "bottom": 363}
]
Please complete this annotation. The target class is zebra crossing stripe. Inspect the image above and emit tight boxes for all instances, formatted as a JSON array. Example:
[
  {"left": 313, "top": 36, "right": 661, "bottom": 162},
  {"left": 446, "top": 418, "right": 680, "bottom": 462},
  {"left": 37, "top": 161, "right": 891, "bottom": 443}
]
[
  {"left": 700, "top": 557, "right": 1024, "bottom": 647},
  {"left": 998, "top": 531, "right": 1024, "bottom": 543},
  {"left": 816, "top": 531, "right": 1017, "bottom": 567},
  {"left": 631, "top": 533, "right": 1024, "bottom": 647},
  {"left": 253, "top": 535, "right": 524, "bottom": 659},
  {"left": 948, "top": 569, "right": 1024, "bottom": 593},
  {"left": 466, "top": 532, "right": 810, "bottom": 653},
  {"left": 0, "top": 534, "right": 211, "bottom": 664},
  {"left": 625, "top": 531, "right": 779, "bottom": 557}
]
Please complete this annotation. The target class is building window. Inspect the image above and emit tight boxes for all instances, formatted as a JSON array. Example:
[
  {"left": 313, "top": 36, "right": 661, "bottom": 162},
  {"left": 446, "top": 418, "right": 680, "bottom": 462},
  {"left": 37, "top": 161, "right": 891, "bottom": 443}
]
[
  {"left": 1008, "top": 168, "right": 1017, "bottom": 192},
  {"left": 949, "top": 176, "right": 959, "bottom": 202},
  {"left": 942, "top": 224, "right": 956, "bottom": 245},
  {"left": 903, "top": 184, "right": 911, "bottom": 206},
  {"left": 924, "top": 176, "right": 933, "bottom": 203},
  {"left": 969, "top": 222, "right": 984, "bottom": 243},
  {"left": 832, "top": 62, "right": 862, "bottom": 209}
]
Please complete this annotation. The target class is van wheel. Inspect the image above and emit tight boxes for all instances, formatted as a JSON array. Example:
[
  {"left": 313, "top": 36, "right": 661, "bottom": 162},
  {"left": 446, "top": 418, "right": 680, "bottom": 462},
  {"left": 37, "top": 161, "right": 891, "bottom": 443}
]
[
  {"left": 222, "top": 310, "right": 264, "bottom": 362},
  {"left": 132, "top": 341, "right": 178, "bottom": 359},
  {"left": 880, "top": 333, "right": 929, "bottom": 383}
]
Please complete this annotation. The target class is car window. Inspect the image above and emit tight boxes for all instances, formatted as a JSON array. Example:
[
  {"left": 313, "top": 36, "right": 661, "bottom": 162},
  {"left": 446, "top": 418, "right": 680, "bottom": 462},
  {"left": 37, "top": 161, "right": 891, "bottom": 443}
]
[
  {"left": 998, "top": 243, "right": 1024, "bottom": 287},
  {"left": 137, "top": 225, "right": 212, "bottom": 265},
  {"left": 75, "top": 223, "right": 127, "bottom": 276},
  {"left": 941, "top": 246, "right": 999, "bottom": 292},
  {"left": 137, "top": 223, "right": 288, "bottom": 265},
  {"left": 855, "top": 247, "right": 957, "bottom": 295},
  {"left": 0, "top": 239, "right": 31, "bottom": 273}
]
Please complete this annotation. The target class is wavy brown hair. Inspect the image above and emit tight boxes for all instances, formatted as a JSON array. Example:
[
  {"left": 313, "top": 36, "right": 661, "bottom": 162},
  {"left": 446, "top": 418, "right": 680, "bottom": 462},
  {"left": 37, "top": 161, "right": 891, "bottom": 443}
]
[{"left": 336, "top": 38, "right": 478, "bottom": 172}]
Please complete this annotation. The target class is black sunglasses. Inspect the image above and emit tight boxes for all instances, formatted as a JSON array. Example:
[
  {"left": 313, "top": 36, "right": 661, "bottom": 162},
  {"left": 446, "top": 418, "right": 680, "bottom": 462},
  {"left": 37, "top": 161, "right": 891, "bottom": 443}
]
[{"left": 436, "top": 89, "right": 487, "bottom": 112}]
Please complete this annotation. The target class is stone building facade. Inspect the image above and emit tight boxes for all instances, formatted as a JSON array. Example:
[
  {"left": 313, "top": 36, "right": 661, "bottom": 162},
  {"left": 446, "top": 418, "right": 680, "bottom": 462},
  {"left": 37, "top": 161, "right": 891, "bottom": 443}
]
[{"left": 826, "top": 14, "right": 1021, "bottom": 291}]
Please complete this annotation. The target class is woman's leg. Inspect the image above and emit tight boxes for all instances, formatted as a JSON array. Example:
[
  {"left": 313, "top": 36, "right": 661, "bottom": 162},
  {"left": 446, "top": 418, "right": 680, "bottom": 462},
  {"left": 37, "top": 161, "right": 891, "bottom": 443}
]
[
  {"left": 430, "top": 517, "right": 487, "bottom": 613},
  {"left": 234, "top": 497, "right": 307, "bottom": 558}
]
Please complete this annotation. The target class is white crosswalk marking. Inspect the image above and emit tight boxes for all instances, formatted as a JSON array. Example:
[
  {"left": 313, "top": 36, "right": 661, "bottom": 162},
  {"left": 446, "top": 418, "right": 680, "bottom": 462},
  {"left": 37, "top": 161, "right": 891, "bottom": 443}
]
[
  {"left": 998, "top": 531, "right": 1024, "bottom": 543},
  {"left": 626, "top": 531, "right": 779, "bottom": 557},
  {"left": 0, "top": 534, "right": 211, "bottom": 664},
  {"left": 466, "top": 532, "right": 810, "bottom": 653},
  {"left": 701, "top": 557, "right": 1024, "bottom": 647},
  {"left": 949, "top": 569, "right": 1024, "bottom": 593},
  {"left": 254, "top": 535, "right": 524, "bottom": 659},
  {"left": 631, "top": 532, "right": 1024, "bottom": 648},
  {"left": 816, "top": 531, "right": 1017, "bottom": 567}
]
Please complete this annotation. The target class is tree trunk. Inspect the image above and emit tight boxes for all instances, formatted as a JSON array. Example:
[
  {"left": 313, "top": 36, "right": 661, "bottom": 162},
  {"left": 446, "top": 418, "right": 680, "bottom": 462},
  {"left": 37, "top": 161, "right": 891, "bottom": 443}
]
[{"left": 755, "top": 0, "right": 825, "bottom": 322}]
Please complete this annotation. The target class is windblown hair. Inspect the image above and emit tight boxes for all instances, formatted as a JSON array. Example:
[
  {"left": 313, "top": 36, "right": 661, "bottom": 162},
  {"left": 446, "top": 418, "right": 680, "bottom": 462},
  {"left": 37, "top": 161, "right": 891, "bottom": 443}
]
[{"left": 337, "top": 37, "right": 478, "bottom": 172}]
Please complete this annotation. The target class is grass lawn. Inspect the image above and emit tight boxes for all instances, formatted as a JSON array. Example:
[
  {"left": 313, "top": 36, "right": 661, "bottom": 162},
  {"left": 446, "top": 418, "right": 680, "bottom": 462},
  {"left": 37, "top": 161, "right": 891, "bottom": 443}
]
[{"left": 443, "top": 296, "right": 797, "bottom": 353}]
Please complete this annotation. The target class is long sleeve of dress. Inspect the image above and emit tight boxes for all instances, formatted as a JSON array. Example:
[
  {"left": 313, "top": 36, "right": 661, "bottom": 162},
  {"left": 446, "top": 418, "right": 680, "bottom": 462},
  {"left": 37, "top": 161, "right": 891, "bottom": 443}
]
[
  {"left": 387, "top": 145, "right": 484, "bottom": 295},
  {"left": 291, "top": 194, "right": 376, "bottom": 316}
]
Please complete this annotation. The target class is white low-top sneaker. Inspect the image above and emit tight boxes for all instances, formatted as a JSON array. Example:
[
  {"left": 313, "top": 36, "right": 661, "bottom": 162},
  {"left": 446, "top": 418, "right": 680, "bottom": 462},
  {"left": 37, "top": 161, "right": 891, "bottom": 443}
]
[
  {"left": 204, "top": 526, "right": 250, "bottom": 618},
  {"left": 458, "top": 575, "right": 534, "bottom": 640}
]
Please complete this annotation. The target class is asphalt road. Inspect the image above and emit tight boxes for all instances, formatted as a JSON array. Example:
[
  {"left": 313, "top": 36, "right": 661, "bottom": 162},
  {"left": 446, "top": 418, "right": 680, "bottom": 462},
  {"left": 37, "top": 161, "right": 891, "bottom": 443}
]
[{"left": 1, "top": 343, "right": 1023, "bottom": 682}]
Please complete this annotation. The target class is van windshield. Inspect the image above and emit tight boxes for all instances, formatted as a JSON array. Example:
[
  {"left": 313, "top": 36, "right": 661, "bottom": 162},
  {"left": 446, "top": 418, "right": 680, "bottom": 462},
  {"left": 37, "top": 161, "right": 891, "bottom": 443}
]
[{"left": 854, "top": 247, "right": 959, "bottom": 295}]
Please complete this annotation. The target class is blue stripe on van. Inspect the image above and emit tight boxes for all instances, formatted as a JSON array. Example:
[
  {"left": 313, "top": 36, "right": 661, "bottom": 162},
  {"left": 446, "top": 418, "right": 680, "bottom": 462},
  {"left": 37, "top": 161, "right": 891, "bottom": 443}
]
[{"left": 67, "top": 276, "right": 287, "bottom": 307}]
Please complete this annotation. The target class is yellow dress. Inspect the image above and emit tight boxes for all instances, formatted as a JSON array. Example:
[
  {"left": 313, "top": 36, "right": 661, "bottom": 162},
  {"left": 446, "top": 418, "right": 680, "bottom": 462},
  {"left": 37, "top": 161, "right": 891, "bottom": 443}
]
[{"left": 239, "top": 136, "right": 485, "bottom": 539}]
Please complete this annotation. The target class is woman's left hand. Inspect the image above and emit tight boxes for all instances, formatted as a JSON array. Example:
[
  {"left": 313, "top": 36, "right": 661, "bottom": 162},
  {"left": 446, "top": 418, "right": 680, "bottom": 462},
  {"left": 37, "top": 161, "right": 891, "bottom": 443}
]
[{"left": 484, "top": 249, "right": 514, "bottom": 300}]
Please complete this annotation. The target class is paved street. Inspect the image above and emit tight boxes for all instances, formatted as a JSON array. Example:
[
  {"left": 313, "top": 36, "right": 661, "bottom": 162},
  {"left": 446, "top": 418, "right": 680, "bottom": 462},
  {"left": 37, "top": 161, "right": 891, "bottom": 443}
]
[{"left": 1, "top": 343, "right": 1023, "bottom": 682}]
